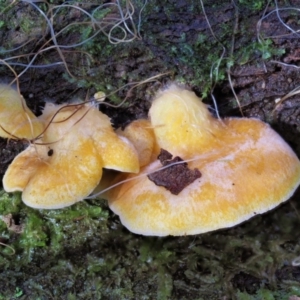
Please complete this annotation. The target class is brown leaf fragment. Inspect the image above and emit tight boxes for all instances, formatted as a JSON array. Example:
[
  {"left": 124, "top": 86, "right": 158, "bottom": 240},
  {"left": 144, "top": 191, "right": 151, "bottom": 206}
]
[
  {"left": 1, "top": 214, "right": 24, "bottom": 234},
  {"left": 147, "top": 149, "right": 201, "bottom": 195}
]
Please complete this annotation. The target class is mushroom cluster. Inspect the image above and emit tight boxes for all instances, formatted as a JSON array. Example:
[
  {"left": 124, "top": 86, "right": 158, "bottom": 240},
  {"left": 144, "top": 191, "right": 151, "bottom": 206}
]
[
  {"left": 1, "top": 84, "right": 300, "bottom": 236},
  {"left": 1, "top": 86, "right": 139, "bottom": 208}
]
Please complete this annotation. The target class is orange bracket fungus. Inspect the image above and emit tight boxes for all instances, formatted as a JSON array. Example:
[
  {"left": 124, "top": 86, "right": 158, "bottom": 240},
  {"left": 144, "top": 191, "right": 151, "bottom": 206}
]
[
  {"left": 3, "top": 102, "right": 139, "bottom": 209},
  {"left": 0, "top": 85, "right": 44, "bottom": 139},
  {"left": 103, "top": 85, "right": 300, "bottom": 236}
]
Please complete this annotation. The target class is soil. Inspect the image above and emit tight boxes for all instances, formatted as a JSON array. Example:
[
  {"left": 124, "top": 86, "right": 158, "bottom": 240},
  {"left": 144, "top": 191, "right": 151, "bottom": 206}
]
[{"left": 1, "top": 0, "right": 300, "bottom": 299}]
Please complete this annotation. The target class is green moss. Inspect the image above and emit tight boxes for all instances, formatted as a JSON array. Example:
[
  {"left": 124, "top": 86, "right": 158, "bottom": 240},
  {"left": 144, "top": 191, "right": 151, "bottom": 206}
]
[
  {"left": 237, "top": 286, "right": 300, "bottom": 300},
  {"left": 0, "top": 191, "right": 22, "bottom": 214},
  {"left": 1, "top": 189, "right": 300, "bottom": 298},
  {"left": 0, "top": 193, "right": 109, "bottom": 264},
  {"left": 238, "top": 39, "right": 286, "bottom": 65},
  {"left": 237, "top": 0, "right": 267, "bottom": 11}
]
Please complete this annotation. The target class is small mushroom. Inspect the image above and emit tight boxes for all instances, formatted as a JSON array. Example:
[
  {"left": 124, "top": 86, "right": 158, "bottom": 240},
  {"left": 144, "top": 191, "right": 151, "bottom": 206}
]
[
  {"left": 3, "top": 103, "right": 139, "bottom": 209},
  {"left": 117, "top": 119, "right": 158, "bottom": 167},
  {"left": 104, "top": 85, "right": 300, "bottom": 236},
  {"left": 0, "top": 85, "right": 43, "bottom": 139}
]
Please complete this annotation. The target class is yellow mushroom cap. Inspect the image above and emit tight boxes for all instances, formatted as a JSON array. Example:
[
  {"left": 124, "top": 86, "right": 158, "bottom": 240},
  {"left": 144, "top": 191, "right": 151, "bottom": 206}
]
[
  {"left": 117, "top": 119, "right": 158, "bottom": 167},
  {"left": 3, "top": 135, "right": 103, "bottom": 209},
  {"left": 3, "top": 103, "right": 139, "bottom": 209},
  {"left": 0, "top": 85, "right": 44, "bottom": 139},
  {"left": 105, "top": 85, "right": 300, "bottom": 236},
  {"left": 149, "top": 86, "right": 221, "bottom": 157},
  {"left": 39, "top": 103, "right": 140, "bottom": 173}
]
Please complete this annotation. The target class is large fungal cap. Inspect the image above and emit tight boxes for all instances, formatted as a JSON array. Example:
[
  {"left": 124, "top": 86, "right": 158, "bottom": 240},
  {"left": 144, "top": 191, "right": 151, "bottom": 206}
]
[
  {"left": 105, "top": 85, "right": 300, "bottom": 236},
  {"left": 0, "top": 85, "right": 44, "bottom": 139},
  {"left": 3, "top": 103, "right": 139, "bottom": 209}
]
